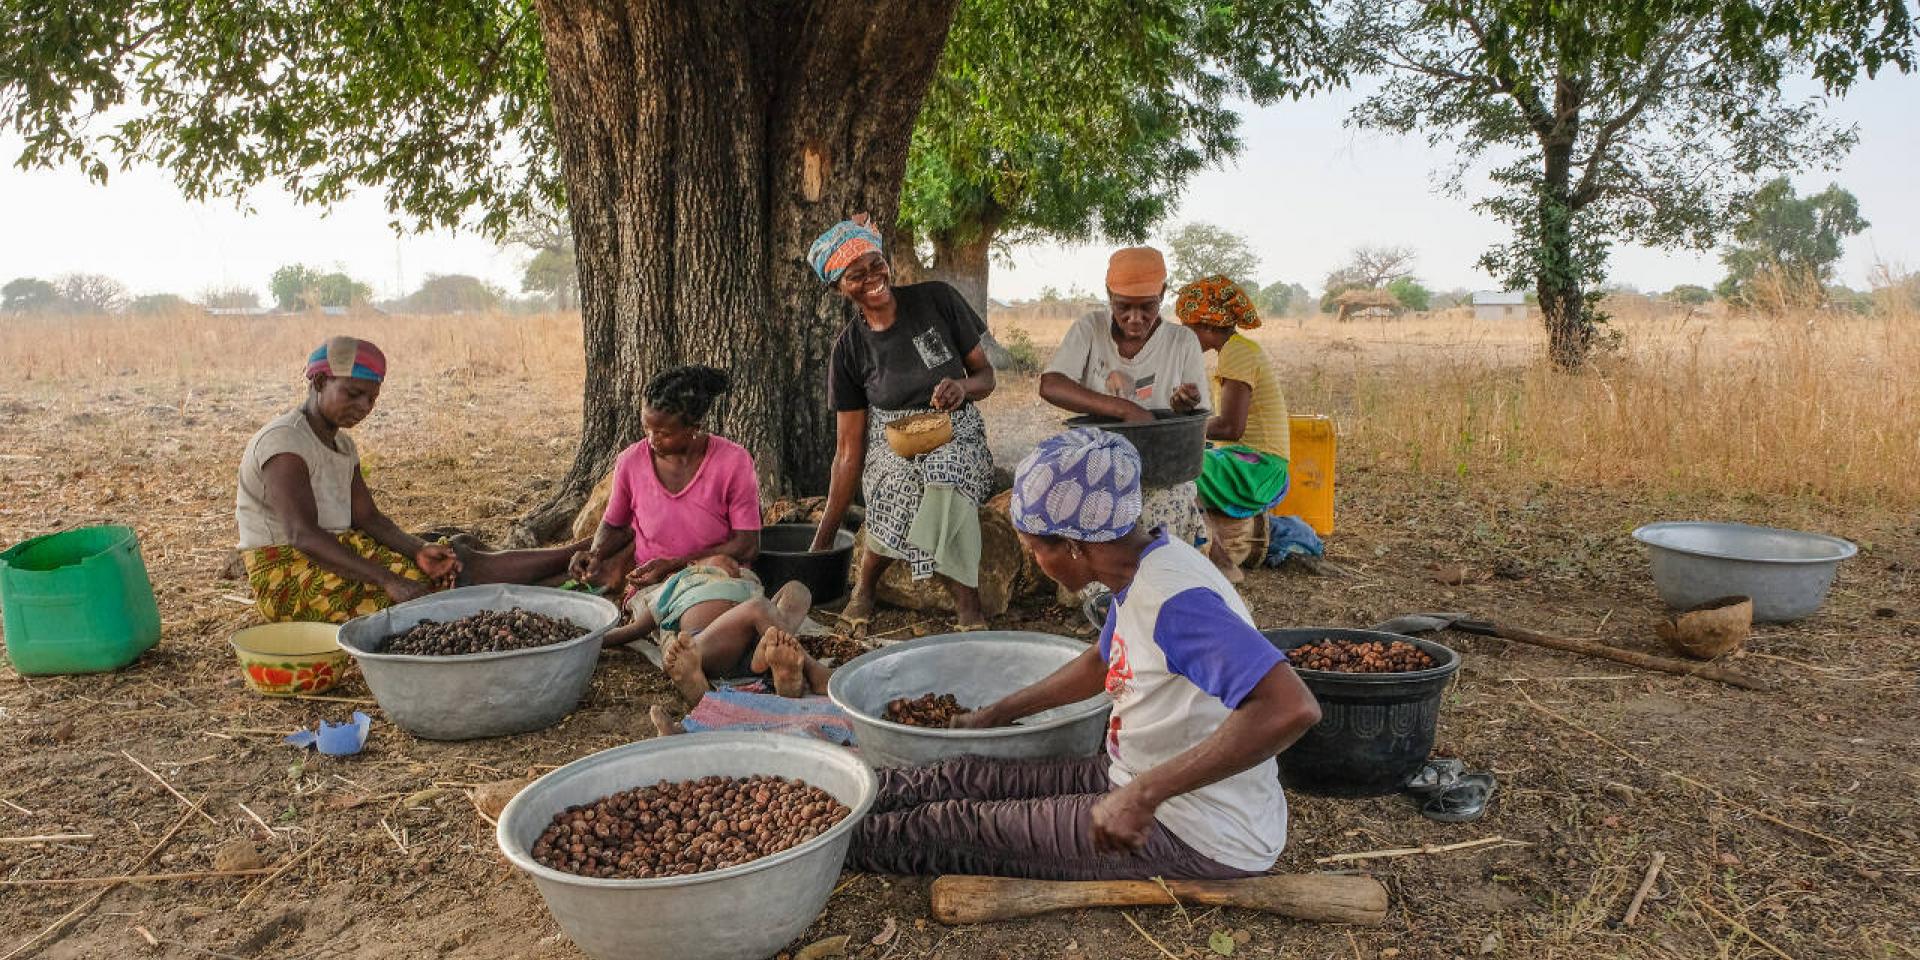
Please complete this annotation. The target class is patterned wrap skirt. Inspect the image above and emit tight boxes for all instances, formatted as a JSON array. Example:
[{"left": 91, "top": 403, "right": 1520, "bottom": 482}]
[
  {"left": 862, "top": 404, "right": 995, "bottom": 581},
  {"left": 242, "top": 530, "right": 438, "bottom": 623}
]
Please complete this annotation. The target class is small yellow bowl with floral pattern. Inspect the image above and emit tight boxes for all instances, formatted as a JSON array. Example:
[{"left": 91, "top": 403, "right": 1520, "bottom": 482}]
[{"left": 230, "top": 623, "right": 349, "bottom": 696}]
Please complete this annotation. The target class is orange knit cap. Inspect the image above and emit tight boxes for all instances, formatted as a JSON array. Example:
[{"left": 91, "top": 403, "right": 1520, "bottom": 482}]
[{"left": 1105, "top": 246, "right": 1168, "bottom": 298}]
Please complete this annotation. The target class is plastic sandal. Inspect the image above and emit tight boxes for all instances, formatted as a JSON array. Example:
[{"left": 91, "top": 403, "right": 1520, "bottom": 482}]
[
  {"left": 953, "top": 622, "right": 988, "bottom": 633},
  {"left": 1404, "top": 758, "right": 1468, "bottom": 797},
  {"left": 1419, "top": 773, "right": 1497, "bottom": 822}
]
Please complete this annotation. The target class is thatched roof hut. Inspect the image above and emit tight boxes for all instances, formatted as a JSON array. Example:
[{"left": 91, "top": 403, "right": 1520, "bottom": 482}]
[{"left": 1333, "top": 287, "right": 1403, "bottom": 322}]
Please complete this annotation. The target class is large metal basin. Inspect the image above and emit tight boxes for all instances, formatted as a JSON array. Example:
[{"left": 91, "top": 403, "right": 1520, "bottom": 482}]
[
  {"left": 1065, "top": 410, "right": 1208, "bottom": 488},
  {"left": 496, "top": 733, "right": 876, "bottom": 960},
  {"left": 337, "top": 584, "right": 618, "bottom": 740},
  {"left": 827, "top": 631, "right": 1110, "bottom": 767},
  {"left": 1632, "top": 521, "right": 1856, "bottom": 622}
]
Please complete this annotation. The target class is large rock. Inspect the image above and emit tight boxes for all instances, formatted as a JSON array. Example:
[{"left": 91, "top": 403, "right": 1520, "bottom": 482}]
[{"left": 850, "top": 494, "right": 1046, "bottom": 618}]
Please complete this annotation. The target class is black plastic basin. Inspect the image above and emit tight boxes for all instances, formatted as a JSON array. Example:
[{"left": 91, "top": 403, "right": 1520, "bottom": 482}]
[
  {"left": 753, "top": 523, "right": 855, "bottom": 606},
  {"left": 1064, "top": 411, "right": 1208, "bottom": 488},
  {"left": 1264, "top": 628, "right": 1461, "bottom": 797}
]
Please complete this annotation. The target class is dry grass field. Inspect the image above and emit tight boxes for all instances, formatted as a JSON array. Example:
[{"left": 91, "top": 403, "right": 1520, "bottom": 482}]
[{"left": 2, "top": 302, "right": 1916, "bottom": 960}]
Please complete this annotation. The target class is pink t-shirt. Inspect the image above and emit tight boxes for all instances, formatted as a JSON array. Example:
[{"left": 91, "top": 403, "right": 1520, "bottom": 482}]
[{"left": 602, "top": 436, "right": 763, "bottom": 567}]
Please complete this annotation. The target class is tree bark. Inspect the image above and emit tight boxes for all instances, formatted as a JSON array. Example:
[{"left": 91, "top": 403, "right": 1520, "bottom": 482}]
[
  {"left": 1537, "top": 78, "right": 1591, "bottom": 370},
  {"left": 923, "top": 218, "right": 1012, "bottom": 369},
  {"left": 515, "top": 0, "right": 959, "bottom": 543}
]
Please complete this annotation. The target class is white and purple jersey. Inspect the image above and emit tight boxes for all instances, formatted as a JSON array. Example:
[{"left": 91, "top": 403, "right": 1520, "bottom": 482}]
[{"left": 1100, "top": 532, "right": 1290, "bottom": 871}]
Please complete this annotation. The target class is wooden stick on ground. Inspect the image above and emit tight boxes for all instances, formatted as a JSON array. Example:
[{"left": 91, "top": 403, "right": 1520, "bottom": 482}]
[
  {"left": 1315, "top": 836, "right": 1514, "bottom": 865},
  {"left": 1, "top": 804, "right": 198, "bottom": 960},
  {"left": 1694, "top": 896, "right": 1799, "bottom": 960},
  {"left": 121, "top": 751, "right": 218, "bottom": 826},
  {"left": 1620, "top": 851, "right": 1666, "bottom": 927},
  {"left": 0, "top": 834, "right": 93, "bottom": 846},
  {"left": 1, "top": 868, "right": 278, "bottom": 887},
  {"left": 1120, "top": 912, "right": 1182, "bottom": 960},
  {"left": 1488, "top": 624, "right": 1766, "bottom": 690}
]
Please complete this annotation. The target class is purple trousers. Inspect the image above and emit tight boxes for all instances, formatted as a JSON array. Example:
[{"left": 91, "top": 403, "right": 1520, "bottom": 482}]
[{"left": 846, "top": 754, "right": 1257, "bottom": 880}]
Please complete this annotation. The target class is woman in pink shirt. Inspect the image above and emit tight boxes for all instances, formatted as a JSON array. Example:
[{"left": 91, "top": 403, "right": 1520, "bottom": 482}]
[{"left": 574, "top": 367, "right": 826, "bottom": 693}]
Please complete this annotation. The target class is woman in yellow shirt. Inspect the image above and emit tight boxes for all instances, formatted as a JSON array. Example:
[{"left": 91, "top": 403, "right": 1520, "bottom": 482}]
[{"left": 1175, "top": 276, "right": 1290, "bottom": 581}]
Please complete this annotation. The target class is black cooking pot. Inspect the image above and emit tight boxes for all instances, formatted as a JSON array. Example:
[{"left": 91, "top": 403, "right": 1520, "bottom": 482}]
[
  {"left": 1064, "top": 410, "right": 1208, "bottom": 488},
  {"left": 752, "top": 523, "right": 855, "bottom": 606}
]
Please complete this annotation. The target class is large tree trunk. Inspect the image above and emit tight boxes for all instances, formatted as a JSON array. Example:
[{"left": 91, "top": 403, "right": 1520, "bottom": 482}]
[
  {"left": 514, "top": 0, "right": 959, "bottom": 543},
  {"left": 926, "top": 227, "right": 993, "bottom": 319}
]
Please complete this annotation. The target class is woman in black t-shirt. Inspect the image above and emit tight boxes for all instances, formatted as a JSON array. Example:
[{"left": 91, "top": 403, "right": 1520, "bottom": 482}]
[{"left": 807, "top": 216, "right": 997, "bottom": 633}]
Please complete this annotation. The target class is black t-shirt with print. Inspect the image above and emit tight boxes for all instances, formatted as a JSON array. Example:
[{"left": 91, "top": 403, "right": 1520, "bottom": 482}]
[{"left": 827, "top": 281, "right": 985, "bottom": 412}]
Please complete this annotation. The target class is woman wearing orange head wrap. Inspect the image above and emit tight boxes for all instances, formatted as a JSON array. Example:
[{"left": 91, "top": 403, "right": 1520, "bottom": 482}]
[{"left": 1175, "top": 276, "right": 1291, "bottom": 583}]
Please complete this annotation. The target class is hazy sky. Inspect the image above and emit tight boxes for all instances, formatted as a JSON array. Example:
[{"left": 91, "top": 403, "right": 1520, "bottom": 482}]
[{"left": 1, "top": 70, "right": 1914, "bottom": 304}]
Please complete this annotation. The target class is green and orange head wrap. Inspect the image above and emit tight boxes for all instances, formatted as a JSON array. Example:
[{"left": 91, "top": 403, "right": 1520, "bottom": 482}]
[{"left": 1175, "top": 275, "right": 1261, "bottom": 331}]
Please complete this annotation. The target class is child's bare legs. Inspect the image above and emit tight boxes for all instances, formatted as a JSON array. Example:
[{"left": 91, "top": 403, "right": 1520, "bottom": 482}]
[
  {"left": 749, "top": 627, "right": 832, "bottom": 698},
  {"left": 660, "top": 634, "right": 709, "bottom": 707},
  {"left": 677, "top": 587, "right": 811, "bottom": 682}
]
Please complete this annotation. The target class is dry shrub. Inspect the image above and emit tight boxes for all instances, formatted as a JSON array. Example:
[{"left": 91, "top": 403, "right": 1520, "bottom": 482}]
[
  {"left": 0, "top": 311, "right": 583, "bottom": 388},
  {"left": 1293, "top": 300, "right": 1920, "bottom": 505}
]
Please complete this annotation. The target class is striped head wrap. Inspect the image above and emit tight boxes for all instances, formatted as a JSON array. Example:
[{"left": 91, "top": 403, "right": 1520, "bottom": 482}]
[
  {"left": 1175, "top": 275, "right": 1262, "bottom": 330},
  {"left": 305, "top": 336, "right": 387, "bottom": 383},
  {"left": 1009, "top": 428, "right": 1144, "bottom": 543},
  {"left": 808, "top": 218, "right": 884, "bottom": 283}
]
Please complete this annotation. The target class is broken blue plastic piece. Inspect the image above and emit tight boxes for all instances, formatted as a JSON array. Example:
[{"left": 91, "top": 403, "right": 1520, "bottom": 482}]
[{"left": 285, "top": 711, "right": 371, "bottom": 756}]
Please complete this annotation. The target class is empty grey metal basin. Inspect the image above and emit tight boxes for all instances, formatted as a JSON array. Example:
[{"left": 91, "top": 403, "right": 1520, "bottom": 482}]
[
  {"left": 827, "top": 631, "right": 1110, "bottom": 767},
  {"left": 337, "top": 585, "right": 618, "bottom": 740},
  {"left": 1632, "top": 521, "right": 1857, "bottom": 622},
  {"left": 496, "top": 733, "right": 876, "bottom": 960}
]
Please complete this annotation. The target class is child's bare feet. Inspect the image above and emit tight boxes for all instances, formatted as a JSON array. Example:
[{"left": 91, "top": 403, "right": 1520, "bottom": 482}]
[
  {"left": 661, "top": 634, "right": 710, "bottom": 707},
  {"left": 648, "top": 704, "right": 685, "bottom": 737},
  {"left": 770, "top": 581, "right": 813, "bottom": 633},
  {"left": 752, "top": 627, "right": 809, "bottom": 698}
]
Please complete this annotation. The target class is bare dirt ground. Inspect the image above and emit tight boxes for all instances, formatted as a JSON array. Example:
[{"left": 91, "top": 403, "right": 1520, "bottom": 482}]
[{"left": 3, "top": 316, "right": 1917, "bottom": 960}]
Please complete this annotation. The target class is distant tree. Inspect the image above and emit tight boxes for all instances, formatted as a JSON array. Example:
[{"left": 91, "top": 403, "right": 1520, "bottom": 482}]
[
  {"left": 511, "top": 208, "right": 578, "bottom": 311},
  {"left": 521, "top": 248, "right": 578, "bottom": 311},
  {"left": 1163, "top": 223, "right": 1261, "bottom": 287},
  {"left": 2, "top": 277, "right": 59, "bottom": 313},
  {"left": 1324, "top": 245, "right": 1417, "bottom": 292},
  {"left": 1314, "top": 0, "right": 1906, "bottom": 367},
  {"left": 1717, "top": 179, "right": 1869, "bottom": 309},
  {"left": 57, "top": 273, "right": 129, "bottom": 313},
  {"left": 1281, "top": 282, "right": 1312, "bottom": 315},
  {"left": 128, "top": 293, "right": 197, "bottom": 316},
  {"left": 1665, "top": 284, "right": 1714, "bottom": 305},
  {"left": 401, "top": 274, "right": 502, "bottom": 314},
  {"left": 270, "top": 264, "right": 370, "bottom": 311},
  {"left": 1433, "top": 288, "right": 1474, "bottom": 309},
  {"left": 1252, "top": 281, "right": 1296, "bottom": 316},
  {"left": 198, "top": 286, "right": 261, "bottom": 309},
  {"left": 1386, "top": 276, "right": 1432, "bottom": 312}
]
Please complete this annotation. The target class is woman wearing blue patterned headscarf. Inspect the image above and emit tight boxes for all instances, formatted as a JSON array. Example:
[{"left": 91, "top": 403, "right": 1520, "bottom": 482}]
[
  {"left": 805, "top": 213, "right": 998, "bottom": 635},
  {"left": 845, "top": 426, "right": 1322, "bottom": 882}
]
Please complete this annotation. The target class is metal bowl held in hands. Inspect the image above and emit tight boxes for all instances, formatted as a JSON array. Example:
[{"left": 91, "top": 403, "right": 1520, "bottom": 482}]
[
  {"left": 828, "top": 631, "right": 1110, "bottom": 767},
  {"left": 753, "top": 523, "right": 855, "bottom": 607},
  {"left": 496, "top": 733, "right": 877, "bottom": 960},
  {"left": 1263, "top": 628, "right": 1461, "bottom": 798},
  {"left": 1065, "top": 410, "right": 1208, "bottom": 488},
  {"left": 1632, "top": 521, "right": 1857, "bottom": 623},
  {"left": 337, "top": 584, "right": 619, "bottom": 741}
]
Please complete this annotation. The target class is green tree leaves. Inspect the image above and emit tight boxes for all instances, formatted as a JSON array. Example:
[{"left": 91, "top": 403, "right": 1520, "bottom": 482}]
[{"left": 1717, "top": 178, "right": 1869, "bottom": 307}]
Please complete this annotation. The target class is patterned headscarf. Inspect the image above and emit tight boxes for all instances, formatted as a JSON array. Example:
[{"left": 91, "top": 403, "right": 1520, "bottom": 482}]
[
  {"left": 1009, "top": 428, "right": 1144, "bottom": 543},
  {"left": 808, "top": 218, "right": 884, "bottom": 283},
  {"left": 1175, "top": 275, "right": 1262, "bottom": 331},
  {"left": 305, "top": 336, "right": 387, "bottom": 383}
]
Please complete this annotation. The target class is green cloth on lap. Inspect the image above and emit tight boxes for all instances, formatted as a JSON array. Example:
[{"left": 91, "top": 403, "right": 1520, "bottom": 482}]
[
  {"left": 895, "top": 482, "right": 981, "bottom": 587},
  {"left": 1197, "top": 445, "right": 1290, "bottom": 519},
  {"left": 648, "top": 565, "right": 761, "bottom": 632}
]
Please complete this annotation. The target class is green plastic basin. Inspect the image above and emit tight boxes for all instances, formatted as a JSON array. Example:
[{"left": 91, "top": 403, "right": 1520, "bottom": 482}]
[{"left": 1, "top": 525, "right": 161, "bottom": 675}]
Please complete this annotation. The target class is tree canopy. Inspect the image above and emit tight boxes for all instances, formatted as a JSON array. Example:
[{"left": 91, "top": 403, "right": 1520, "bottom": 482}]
[
  {"left": 1312, "top": 0, "right": 1913, "bottom": 364},
  {"left": 269, "top": 265, "right": 372, "bottom": 311},
  {"left": 1163, "top": 222, "right": 1263, "bottom": 287},
  {"left": 399, "top": 274, "right": 502, "bottom": 314},
  {"left": 1717, "top": 178, "right": 1868, "bottom": 307}
]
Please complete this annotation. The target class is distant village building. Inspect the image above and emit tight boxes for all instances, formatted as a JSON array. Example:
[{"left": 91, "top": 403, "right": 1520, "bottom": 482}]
[
  {"left": 1471, "top": 290, "right": 1527, "bottom": 321},
  {"left": 1332, "top": 287, "right": 1403, "bottom": 323},
  {"left": 206, "top": 307, "right": 274, "bottom": 317}
]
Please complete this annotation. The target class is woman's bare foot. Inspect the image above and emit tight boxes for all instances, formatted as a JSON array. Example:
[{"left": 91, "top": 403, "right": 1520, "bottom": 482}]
[
  {"left": 769, "top": 581, "right": 813, "bottom": 633},
  {"left": 648, "top": 704, "right": 685, "bottom": 737},
  {"left": 661, "top": 634, "right": 710, "bottom": 707},
  {"left": 752, "top": 627, "right": 809, "bottom": 698},
  {"left": 837, "top": 590, "right": 874, "bottom": 639},
  {"left": 1208, "top": 542, "right": 1246, "bottom": 584}
]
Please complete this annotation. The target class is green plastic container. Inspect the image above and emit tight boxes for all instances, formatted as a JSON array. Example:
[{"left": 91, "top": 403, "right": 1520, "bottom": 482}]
[{"left": 1, "top": 525, "right": 162, "bottom": 675}]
